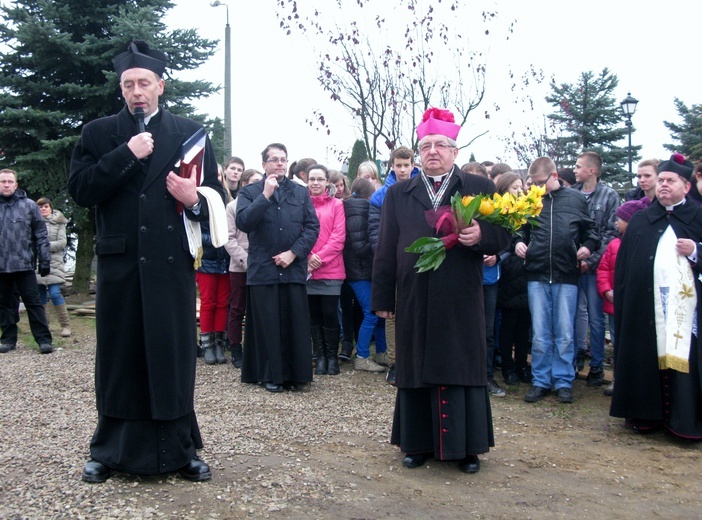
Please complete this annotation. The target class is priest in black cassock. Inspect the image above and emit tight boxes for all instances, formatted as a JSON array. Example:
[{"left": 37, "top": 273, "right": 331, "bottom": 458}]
[
  {"left": 69, "top": 40, "right": 223, "bottom": 482},
  {"left": 611, "top": 154, "right": 702, "bottom": 439}
]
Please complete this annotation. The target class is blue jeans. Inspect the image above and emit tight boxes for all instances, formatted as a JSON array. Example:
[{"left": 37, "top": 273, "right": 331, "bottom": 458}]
[
  {"left": 528, "top": 281, "right": 578, "bottom": 390},
  {"left": 348, "top": 280, "right": 386, "bottom": 358},
  {"left": 575, "top": 273, "right": 605, "bottom": 369},
  {"left": 607, "top": 313, "right": 615, "bottom": 349},
  {"left": 38, "top": 283, "right": 65, "bottom": 306},
  {"left": 483, "top": 283, "right": 498, "bottom": 379}
]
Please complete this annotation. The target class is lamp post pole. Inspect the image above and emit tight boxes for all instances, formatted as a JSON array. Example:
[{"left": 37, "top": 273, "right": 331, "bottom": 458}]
[
  {"left": 211, "top": 1, "right": 231, "bottom": 160},
  {"left": 619, "top": 92, "right": 639, "bottom": 176}
]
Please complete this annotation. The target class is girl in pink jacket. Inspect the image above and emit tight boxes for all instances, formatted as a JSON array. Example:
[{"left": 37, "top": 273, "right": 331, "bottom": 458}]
[{"left": 307, "top": 164, "right": 346, "bottom": 375}]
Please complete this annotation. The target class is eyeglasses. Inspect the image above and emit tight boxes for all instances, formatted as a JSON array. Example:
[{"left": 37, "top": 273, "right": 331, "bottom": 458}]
[
  {"left": 265, "top": 157, "right": 288, "bottom": 164},
  {"left": 419, "top": 142, "right": 454, "bottom": 153},
  {"left": 532, "top": 173, "right": 553, "bottom": 187},
  {"left": 419, "top": 141, "right": 454, "bottom": 153}
]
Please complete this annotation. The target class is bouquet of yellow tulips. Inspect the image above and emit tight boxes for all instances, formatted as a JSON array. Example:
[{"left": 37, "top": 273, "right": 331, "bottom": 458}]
[{"left": 405, "top": 185, "right": 545, "bottom": 273}]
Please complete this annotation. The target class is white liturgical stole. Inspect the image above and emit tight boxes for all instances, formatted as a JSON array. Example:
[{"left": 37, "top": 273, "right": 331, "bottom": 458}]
[{"left": 653, "top": 226, "right": 697, "bottom": 373}]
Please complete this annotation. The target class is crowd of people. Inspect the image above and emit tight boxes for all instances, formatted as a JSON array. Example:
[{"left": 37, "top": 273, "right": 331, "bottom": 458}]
[{"left": 3, "top": 40, "right": 702, "bottom": 485}]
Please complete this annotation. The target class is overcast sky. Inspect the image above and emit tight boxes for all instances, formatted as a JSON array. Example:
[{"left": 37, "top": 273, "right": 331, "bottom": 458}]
[{"left": 167, "top": 0, "right": 701, "bottom": 174}]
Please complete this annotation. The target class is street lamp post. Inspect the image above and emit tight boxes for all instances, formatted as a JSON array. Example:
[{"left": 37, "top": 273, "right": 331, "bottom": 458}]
[
  {"left": 211, "top": 0, "right": 231, "bottom": 160},
  {"left": 620, "top": 92, "right": 639, "bottom": 176}
]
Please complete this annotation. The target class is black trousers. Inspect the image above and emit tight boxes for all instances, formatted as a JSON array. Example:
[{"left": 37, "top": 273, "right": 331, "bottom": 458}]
[
  {"left": 0, "top": 271, "right": 51, "bottom": 345},
  {"left": 499, "top": 307, "right": 532, "bottom": 375},
  {"left": 308, "top": 294, "right": 340, "bottom": 329}
]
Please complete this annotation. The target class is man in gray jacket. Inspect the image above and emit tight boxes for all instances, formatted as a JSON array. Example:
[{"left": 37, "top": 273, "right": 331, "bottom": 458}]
[
  {"left": 0, "top": 169, "right": 53, "bottom": 354},
  {"left": 572, "top": 151, "right": 620, "bottom": 385}
]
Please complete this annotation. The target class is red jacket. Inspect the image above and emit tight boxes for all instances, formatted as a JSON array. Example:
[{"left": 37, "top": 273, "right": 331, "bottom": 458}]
[
  {"left": 596, "top": 237, "right": 620, "bottom": 315},
  {"left": 308, "top": 194, "right": 346, "bottom": 280}
]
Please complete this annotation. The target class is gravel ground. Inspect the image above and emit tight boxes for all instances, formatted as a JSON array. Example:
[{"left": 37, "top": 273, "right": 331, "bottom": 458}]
[{"left": 2, "top": 314, "right": 702, "bottom": 519}]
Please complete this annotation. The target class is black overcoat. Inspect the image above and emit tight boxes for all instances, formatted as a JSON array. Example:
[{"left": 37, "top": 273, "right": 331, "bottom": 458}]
[
  {"left": 69, "top": 106, "right": 222, "bottom": 421},
  {"left": 611, "top": 200, "right": 702, "bottom": 421},
  {"left": 371, "top": 166, "right": 510, "bottom": 388}
]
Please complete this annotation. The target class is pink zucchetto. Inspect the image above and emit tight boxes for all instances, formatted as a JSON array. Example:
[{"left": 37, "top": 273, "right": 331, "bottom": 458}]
[{"left": 416, "top": 108, "right": 461, "bottom": 141}]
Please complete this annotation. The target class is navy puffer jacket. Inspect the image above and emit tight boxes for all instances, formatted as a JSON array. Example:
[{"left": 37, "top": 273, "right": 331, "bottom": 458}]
[{"left": 343, "top": 197, "right": 373, "bottom": 281}]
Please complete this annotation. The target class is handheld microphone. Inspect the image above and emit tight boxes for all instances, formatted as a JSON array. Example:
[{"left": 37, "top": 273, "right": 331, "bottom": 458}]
[{"left": 134, "top": 107, "right": 146, "bottom": 134}]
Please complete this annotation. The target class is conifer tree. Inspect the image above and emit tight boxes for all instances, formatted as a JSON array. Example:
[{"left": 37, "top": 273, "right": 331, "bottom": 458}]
[
  {"left": 0, "top": 0, "right": 218, "bottom": 293},
  {"left": 347, "top": 140, "right": 369, "bottom": 182},
  {"left": 664, "top": 98, "right": 702, "bottom": 162},
  {"left": 545, "top": 68, "right": 639, "bottom": 183}
]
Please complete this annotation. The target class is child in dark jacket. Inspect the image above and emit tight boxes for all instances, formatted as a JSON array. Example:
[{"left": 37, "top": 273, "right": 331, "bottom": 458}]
[{"left": 343, "top": 178, "right": 386, "bottom": 373}]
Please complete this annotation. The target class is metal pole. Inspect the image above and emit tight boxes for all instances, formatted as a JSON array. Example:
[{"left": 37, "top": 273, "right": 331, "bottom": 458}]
[
  {"left": 627, "top": 118, "right": 632, "bottom": 175},
  {"left": 224, "top": 9, "right": 232, "bottom": 160}
]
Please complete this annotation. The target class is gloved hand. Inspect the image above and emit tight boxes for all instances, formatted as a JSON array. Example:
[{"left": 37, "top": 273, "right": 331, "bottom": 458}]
[{"left": 39, "top": 263, "right": 50, "bottom": 277}]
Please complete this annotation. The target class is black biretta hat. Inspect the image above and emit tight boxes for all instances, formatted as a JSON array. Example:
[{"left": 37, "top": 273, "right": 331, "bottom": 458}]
[
  {"left": 113, "top": 40, "right": 167, "bottom": 77},
  {"left": 658, "top": 153, "right": 694, "bottom": 180}
]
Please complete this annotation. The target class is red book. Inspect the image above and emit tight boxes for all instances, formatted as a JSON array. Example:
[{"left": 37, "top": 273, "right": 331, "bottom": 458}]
[{"left": 177, "top": 127, "right": 207, "bottom": 215}]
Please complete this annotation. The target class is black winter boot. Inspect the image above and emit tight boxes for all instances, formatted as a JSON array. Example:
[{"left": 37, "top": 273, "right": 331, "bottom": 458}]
[
  {"left": 339, "top": 341, "right": 354, "bottom": 362},
  {"left": 231, "top": 343, "right": 243, "bottom": 368},
  {"left": 214, "top": 331, "right": 227, "bottom": 364},
  {"left": 312, "top": 325, "right": 327, "bottom": 375},
  {"left": 324, "top": 326, "right": 341, "bottom": 376},
  {"left": 201, "top": 332, "right": 216, "bottom": 365}
]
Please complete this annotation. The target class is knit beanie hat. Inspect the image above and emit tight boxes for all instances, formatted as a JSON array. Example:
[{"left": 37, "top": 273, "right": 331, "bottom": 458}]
[{"left": 616, "top": 198, "right": 650, "bottom": 222}]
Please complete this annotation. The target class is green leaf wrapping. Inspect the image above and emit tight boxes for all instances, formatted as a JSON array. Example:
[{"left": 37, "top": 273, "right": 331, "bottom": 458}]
[
  {"left": 405, "top": 236, "right": 444, "bottom": 253},
  {"left": 405, "top": 238, "right": 447, "bottom": 273},
  {"left": 414, "top": 246, "right": 446, "bottom": 272}
]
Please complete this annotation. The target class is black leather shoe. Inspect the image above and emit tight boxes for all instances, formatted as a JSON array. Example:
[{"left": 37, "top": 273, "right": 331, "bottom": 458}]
[
  {"left": 626, "top": 418, "right": 662, "bottom": 434},
  {"left": 178, "top": 455, "right": 211, "bottom": 481},
  {"left": 263, "top": 382, "right": 284, "bottom": 393},
  {"left": 0, "top": 343, "right": 16, "bottom": 353},
  {"left": 283, "top": 381, "right": 299, "bottom": 391},
  {"left": 557, "top": 387, "right": 574, "bottom": 403},
  {"left": 82, "top": 459, "right": 111, "bottom": 483},
  {"left": 458, "top": 455, "right": 480, "bottom": 474},
  {"left": 575, "top": 349, "right": 586, "bottom": 372},
  {"left": 517, "top": 366, "right": 532, "bottom": 384},
  {"left": 39, "top": 343, "right": 53, "bottom": 354},
  {"left": 504, "top": 372, "right": 520, "bottom": 386},
  {"left": 385, "top": 363, "right": 396, "bottom": 385},
  {"left": 402, "top": 453, "right": 428, "bottom": 469},
  {"left": 524, "top": 386, "right": 551, "bottom": 403},
  {"left": 586, "top": 367, "right": 604, "bottom": 387},
  {"left": 338, "top": 342, "right": 354, "bottom": 362}
]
